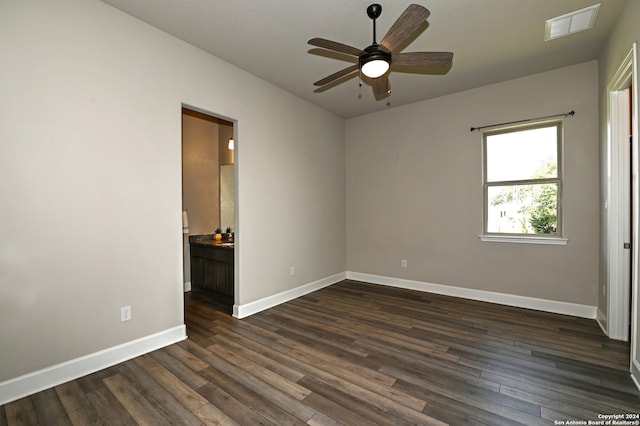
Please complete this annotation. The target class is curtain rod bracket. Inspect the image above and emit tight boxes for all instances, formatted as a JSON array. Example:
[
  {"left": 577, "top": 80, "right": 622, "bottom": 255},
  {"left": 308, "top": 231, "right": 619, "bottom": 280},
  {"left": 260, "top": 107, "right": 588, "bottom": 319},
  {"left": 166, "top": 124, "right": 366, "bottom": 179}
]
[{"left": 470, "top": 110, "right": 575, "bottom": 132}]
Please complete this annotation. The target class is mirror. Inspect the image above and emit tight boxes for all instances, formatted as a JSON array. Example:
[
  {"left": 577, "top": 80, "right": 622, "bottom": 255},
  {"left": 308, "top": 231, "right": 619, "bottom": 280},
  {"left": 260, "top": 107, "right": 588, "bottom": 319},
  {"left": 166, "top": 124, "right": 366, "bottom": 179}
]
[{"left": 220, "top": 164, "right": 234, "bottom": 232}]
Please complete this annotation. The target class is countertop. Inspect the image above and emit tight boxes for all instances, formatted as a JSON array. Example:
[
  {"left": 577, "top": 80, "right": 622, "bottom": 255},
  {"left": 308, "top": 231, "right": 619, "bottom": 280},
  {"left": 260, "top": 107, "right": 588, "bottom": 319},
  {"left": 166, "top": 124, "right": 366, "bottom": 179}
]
[{"left": 189, "top": 234, "right": 234, "bottom": 249}]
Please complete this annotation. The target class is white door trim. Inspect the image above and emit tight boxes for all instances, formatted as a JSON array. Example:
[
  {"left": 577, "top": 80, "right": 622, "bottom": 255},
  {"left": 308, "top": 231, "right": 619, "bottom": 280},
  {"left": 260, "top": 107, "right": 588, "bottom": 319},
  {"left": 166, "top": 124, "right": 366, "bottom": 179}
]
[
  {"left": 629, "top": 43, "right": 640, "bottom": 382},
  {"left": 606, "top": 46, "right": 634, "bottom": 342}
]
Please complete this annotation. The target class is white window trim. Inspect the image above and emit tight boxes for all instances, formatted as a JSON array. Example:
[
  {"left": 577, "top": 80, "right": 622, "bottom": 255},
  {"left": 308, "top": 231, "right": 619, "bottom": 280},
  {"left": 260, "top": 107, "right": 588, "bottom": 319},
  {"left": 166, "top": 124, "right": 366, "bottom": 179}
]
[
  {"left": 482, "top": 120, "right": 564, "bottom": 240},
  {"left": 479, "top": 234, "right": 568, "bottom": 245}
]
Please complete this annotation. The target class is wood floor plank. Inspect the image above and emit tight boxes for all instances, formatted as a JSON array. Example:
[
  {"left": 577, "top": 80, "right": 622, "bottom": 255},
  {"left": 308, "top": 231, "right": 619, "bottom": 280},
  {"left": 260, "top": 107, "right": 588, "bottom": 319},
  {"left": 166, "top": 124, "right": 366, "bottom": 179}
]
[
  {"left": 519, "top": 339, "right": 630, "bottom": 368},
  {"left": 148, "top": 348, "right": 209, "bottom": 390},
  {"left": 192, "top": 402, "right": 240, "bottom": 425},
  {"left": 383, "top": 365, "right": 545, "bottom": 424},
  {"left": 133, "top": 355, "right": 209, "bottom": 413},
  {"left": 480, "top": 369, "right": 640, "bottom": 414},
  {"left": 61, "top": 405, "right": 103, "bottom": 426},
  {"left": 212, "top": 316, "right": 294, "bottom": 353},
  {"left": 2, "top": 281, "right": 638, "bottom": 425},
  {"left": 500, "top": 384, "right": 602, "bottom": 420},
  {"left": 54, "top": 381, "right": 91, "bottom": 415},
  {"left": 415, "top": 323, "right": 551, "bottom": 366},
  {"left": 287, "top": 347, "right": 427, "bottom": 412},
  {"left": 282, "top": 339, "right": 396, "bottom": 387},
  {"left": 30, "top": 388, "right": 72, "bottom": 426},
  {"left": 102, "top": 373, "right": 171, "bottom": 425},
  {"left": 466, "top": 357, "right": 639, "bottom": 411},
  {"left": 196, "top": 382, "right": 272, "bottom": 425},
  {"left": 298, "top": 375, "right": 444, "bottom": 426},
  {"left": 4, "top": 398, "right": 38, "bottom": 425},
  {"left": 253, "top": 314, "right": 370, "bottom": 358},
  {"left": 541, "top": 407, "right": 583, "bottom": 423},
  {"left": 74, "top": 368, "right": 115, "bottom": 396},
  {"left": 198, "top": 349, "right": 317, "bottom": 422},
  {"left": 204, "top": 333, "right": 306, "bottom": 383},
  {"left": 305, "top": 411, "right": 343, "bottom": 426},
  {"left": 301, "top": 392, "right": 378, "bottom": 426},
  {"left": 54, "top": 382, "right": 105, "bottom": 426},
  {"left": 85, "top": 387, "right": 136, "bottom": 426},
  {"left": 197, "top": 367, "right": 309, "bottom": 426},
  {"left": 205, "top": 342, "right": 312, "bottom": 401},
  {"left": 447, "top": 344, "right": 605, "bottom": 388},
  {"left": 396, "top": 378, "right": 528, "bottom": 426},
  {"left": 113, "top": 360, "right": 203, "bottom": 426},
  {"left": 164, "top": 343, "right": 210, "bottom": 372}
]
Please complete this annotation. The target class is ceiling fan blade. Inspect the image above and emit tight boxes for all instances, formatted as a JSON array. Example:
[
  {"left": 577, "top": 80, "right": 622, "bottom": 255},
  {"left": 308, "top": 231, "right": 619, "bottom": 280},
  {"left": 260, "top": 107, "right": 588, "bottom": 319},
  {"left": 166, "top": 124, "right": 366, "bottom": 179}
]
[
  {"left": 380, "top": 4, "right": 430, "bottom": 53},
  {"left": 308, "top": 38, "right": 364, "bottom": 57},
  {"left": 372, "top": 75, "right": 391, "bottom": 100},
  {"left": 393, "top": 51, "right": 453, "bottom": 68},
  {"left": 314, "top": 64, "right": 359, "bottom": 87}
]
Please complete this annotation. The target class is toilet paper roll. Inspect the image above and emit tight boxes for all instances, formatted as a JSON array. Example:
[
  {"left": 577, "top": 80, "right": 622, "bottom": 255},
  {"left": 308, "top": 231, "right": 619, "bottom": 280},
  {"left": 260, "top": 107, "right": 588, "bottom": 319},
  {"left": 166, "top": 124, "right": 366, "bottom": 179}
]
[{"left": 182, "top": 210, "right": 189, "bottom": 234}]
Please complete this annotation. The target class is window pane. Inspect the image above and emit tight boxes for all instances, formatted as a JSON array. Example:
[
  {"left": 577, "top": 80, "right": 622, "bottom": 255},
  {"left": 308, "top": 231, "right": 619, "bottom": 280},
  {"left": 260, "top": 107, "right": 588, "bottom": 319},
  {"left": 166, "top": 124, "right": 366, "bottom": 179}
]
[
  {"left": 487, "top": 183, "right": 558, "bottom": 234},
  {"left": 486, "top": 126, "right": 558, "bottom": 182}
]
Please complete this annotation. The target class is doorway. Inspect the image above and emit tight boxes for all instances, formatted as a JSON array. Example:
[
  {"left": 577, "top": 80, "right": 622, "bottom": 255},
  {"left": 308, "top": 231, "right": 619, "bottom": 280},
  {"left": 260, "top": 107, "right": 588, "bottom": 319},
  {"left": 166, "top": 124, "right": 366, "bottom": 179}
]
[
  {"left": 181, "top": 106, "right": 236, "bottom": 296},
  {"left": 606, "top": 44, "right": 639, "bottom": 386},
  {"left": 608, "top": 85, "right": 631, "bottom": 342}
]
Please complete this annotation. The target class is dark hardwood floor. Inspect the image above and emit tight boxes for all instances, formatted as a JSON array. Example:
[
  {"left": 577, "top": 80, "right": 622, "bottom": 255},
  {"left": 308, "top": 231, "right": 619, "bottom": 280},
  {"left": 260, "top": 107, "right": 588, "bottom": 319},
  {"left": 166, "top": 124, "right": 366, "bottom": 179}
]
[{"left": 2, "top": 280, "right": 639, "bottom": 425}]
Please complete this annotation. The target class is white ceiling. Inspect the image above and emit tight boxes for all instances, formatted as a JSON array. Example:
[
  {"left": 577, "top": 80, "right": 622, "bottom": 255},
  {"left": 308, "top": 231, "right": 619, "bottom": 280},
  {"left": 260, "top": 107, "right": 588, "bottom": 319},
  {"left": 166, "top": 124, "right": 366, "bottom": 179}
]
[{"left": 98, "top": 0, "right": 625, "bottom": 118}]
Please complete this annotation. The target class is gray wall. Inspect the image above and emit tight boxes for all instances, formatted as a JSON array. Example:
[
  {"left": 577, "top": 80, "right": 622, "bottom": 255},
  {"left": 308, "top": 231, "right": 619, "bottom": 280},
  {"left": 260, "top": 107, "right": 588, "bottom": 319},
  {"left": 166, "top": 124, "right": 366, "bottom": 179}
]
[
  {"left": 346, "top": 61, "right": 600, "bottom": 306},
  {"left": 182, "top": 113, "right": 221, "bottom": 236},
  {"left": 0, "top": 0, "right": 345, "bottom": 383}
]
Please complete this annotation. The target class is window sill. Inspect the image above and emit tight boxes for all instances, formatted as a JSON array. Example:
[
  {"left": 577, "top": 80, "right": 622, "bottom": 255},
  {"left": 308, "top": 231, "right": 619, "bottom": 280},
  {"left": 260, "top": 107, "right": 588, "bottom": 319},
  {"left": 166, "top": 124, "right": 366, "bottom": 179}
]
[{"left": 479, "top": 235, "right": 568, "bottom": 245}]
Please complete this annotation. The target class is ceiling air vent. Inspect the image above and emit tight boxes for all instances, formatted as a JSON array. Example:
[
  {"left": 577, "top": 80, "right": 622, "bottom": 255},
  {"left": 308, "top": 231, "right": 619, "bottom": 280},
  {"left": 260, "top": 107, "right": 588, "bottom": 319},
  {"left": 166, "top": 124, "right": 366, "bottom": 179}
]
[{"left": 545, "top": 3, "right": 600, "bottom": 41}]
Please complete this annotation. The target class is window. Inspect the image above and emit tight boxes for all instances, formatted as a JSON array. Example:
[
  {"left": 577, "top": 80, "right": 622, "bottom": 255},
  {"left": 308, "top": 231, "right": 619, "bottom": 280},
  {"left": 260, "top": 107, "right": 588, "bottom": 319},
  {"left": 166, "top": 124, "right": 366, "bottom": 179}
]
[{"left": 482, "top": 121, "right": 563, "bottom": 241}]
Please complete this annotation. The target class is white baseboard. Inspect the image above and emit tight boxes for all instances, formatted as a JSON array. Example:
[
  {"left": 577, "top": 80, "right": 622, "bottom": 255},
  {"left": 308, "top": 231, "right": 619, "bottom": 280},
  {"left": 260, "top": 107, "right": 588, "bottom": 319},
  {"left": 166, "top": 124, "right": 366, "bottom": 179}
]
[
  {"left": 0, "top": 324, "right": 187, "bottom": 405},
  {"left": 184, "top": 281, "right": 192, "bottom": 292},
  {"left": 346, "top": 272, "right": 597, "bottom": 319},
  {"left": 596, "top": 307, "right": 608, "bottom": 335},
  {"left": 233, "top": 271, "right": 597, "bottom": 320},
  {"left": 233, "top": 272, "right": 346, "bottom": 319},
  {"left": 632, "top": 359, "right": 640, "bottom": 392}
]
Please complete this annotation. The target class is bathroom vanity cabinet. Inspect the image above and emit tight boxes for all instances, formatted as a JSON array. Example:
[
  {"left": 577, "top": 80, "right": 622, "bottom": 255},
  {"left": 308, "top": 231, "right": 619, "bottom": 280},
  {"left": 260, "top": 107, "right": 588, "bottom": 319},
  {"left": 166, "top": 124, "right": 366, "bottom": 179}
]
[{"left": 189, "top": 238, "right": 234, "bottom": 306}]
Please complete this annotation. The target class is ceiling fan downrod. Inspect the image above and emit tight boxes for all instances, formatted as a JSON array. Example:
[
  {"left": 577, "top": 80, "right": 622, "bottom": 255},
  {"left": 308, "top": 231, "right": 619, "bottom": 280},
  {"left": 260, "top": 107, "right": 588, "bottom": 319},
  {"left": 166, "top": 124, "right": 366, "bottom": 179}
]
[{"left": 367, "top": 4, "right": 382, "bottom": 44}]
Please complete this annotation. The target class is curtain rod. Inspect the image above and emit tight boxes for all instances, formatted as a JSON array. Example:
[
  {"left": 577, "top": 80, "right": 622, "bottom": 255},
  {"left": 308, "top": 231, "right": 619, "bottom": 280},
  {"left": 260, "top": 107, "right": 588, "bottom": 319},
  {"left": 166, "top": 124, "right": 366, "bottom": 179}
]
[{"left": 470, "top": 110, "right": 575, "bottom": 132}]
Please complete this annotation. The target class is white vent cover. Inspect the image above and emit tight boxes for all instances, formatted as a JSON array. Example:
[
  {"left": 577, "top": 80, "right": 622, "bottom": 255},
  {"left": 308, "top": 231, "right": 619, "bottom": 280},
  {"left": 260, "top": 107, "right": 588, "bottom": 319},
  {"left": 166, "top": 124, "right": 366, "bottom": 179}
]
[{"left": 545, "top": 3, "right": 600, "bottom": 41}]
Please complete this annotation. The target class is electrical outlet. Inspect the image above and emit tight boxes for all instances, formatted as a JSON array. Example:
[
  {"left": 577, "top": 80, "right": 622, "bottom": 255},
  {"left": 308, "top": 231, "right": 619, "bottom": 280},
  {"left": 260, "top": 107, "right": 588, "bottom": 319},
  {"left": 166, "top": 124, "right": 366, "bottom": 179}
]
[
  {"left": 290, "top": 266, "right": 296, "bottom": 276},
  {"left": 120, "top": 306, "right": 132, "bottom": 322},
  {"left": 401, "top": 259, "right": 407, "bottom": 268}
]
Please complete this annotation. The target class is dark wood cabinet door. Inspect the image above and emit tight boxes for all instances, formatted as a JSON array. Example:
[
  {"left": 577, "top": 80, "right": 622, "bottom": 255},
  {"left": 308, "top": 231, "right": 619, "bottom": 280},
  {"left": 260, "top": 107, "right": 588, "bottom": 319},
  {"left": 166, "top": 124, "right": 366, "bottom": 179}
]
[
  {"left": 191, "top": 257, "right": 204, "bottom": 288},
  {"left": 190, "top": 243, "right": 234, "bottom": 305}
]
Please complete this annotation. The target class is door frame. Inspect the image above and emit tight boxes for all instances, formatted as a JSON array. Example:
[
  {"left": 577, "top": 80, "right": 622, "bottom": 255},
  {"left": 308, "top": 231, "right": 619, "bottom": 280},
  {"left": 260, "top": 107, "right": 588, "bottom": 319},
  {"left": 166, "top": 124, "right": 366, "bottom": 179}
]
[
  {"left": 628, "top": 43, "right": 640, "bottom": 385},
  {"left": 180, "top": 104, "right": 239, "bottom": 309},
  {"left": 606, "top": 45, "right": 636, "bottom": 343}
]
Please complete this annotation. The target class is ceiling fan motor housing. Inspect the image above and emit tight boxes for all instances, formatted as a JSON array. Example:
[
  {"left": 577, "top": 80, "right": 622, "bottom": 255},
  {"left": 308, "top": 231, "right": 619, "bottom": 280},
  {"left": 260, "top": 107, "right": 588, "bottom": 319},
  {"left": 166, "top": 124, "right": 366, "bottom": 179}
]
[{"left": 359, "top": 44, "right": 392, "bottom": 77}]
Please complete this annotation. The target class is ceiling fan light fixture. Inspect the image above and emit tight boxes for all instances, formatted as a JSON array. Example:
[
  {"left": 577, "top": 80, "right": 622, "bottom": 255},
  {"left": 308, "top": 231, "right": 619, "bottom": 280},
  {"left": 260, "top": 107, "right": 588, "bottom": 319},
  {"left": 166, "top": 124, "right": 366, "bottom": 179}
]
[
  {"left": 360, "top": 45, "right": 391, "bottom": 79},
  {"left": 361, "top": 58, "right": 390, "bottom": 78}
]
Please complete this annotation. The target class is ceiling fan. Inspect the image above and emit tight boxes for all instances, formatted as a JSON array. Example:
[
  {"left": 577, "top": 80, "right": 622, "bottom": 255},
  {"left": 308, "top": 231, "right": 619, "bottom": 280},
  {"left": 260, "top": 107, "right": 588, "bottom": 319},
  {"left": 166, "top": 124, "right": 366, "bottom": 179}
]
[{"left": 308, "top": 3, "right": 453, "bottom": 100}]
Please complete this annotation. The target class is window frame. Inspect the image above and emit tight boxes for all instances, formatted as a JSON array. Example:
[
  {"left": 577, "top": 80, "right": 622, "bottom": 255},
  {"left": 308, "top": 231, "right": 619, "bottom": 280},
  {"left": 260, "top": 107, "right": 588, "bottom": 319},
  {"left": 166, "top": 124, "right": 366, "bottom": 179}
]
[{"left": 481, "top": 120, "right": 567, "bottom": 244}]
